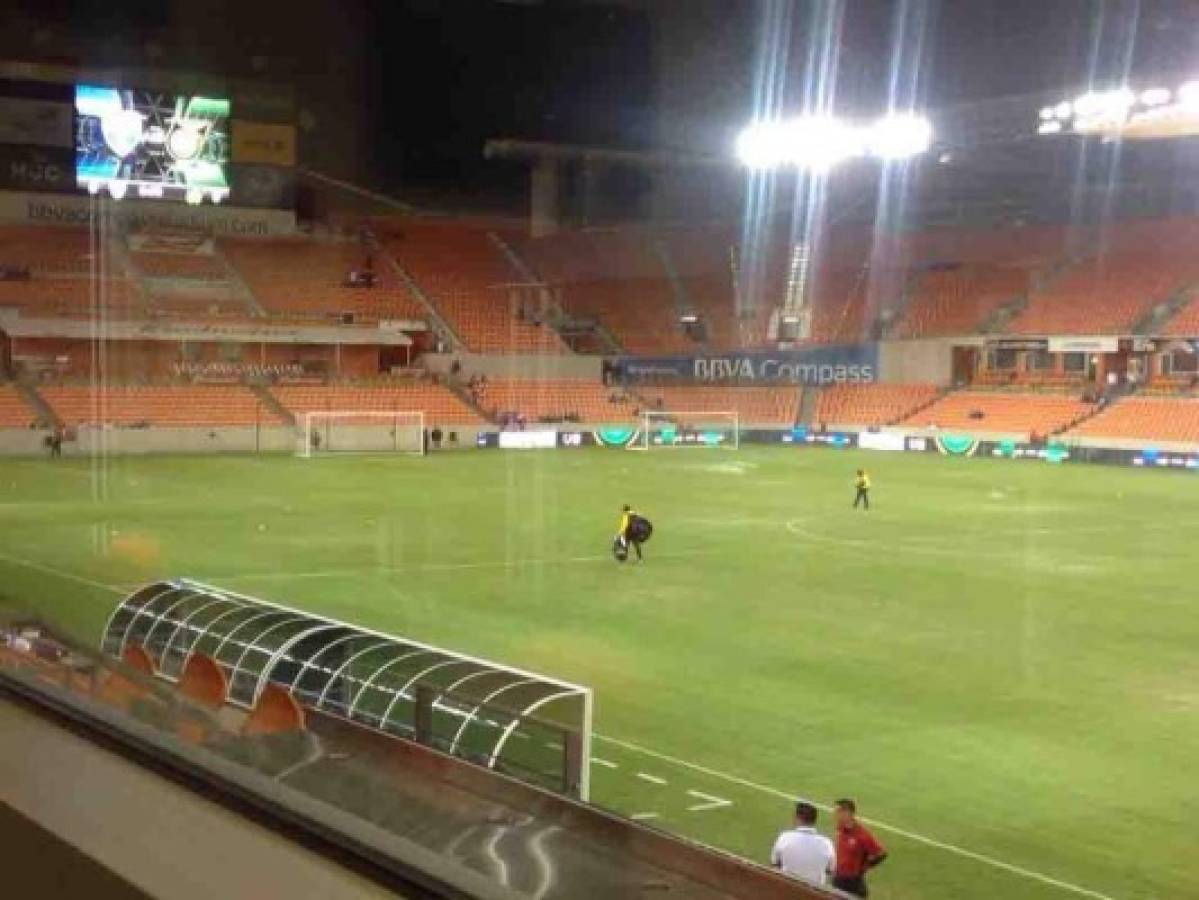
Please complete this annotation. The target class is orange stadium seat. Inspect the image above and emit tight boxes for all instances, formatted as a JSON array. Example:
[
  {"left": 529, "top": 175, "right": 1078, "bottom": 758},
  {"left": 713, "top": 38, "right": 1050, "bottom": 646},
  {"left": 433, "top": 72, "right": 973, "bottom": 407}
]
[
  {"left": 900, "top": 391, "right": 1096, "bottom": 435},
  {"left": 385, "top": 221, "right": 566, "bottom": 354},
  {"left": 272, "top": 382, "right": 485, "bottom": 426},
  {"left": 1162, "top": 296, "right": 1199, "bottom": 337},
  {"left": 894, "top": 265, "right": 1029, "bottom": 338},
  {"left": 815, "top": 383, "right": 940, "bottom": 427},
  {"left": 635, "top": 385, "right": 800, "bottom": 425},
  {"left": 221, "top": 237, "right": 427, "bottom": 321},
  {"left": 130, "top": 252, "right": 228, "bottom": 280},
  {"left": 474, "top": 378, "right": 636, "bottom": 422},
  {"left": 40, "top": 385, "right": 284, "bottom": 427},
  {"left": 0, "top": 385, "right": 38, "bottom": 427},
  {"left": 1007, "top": 219, "right": 1199, "bottom": 335},
  {"left": 1067, "top": 397, "right": 1199, "bottom": 443}
]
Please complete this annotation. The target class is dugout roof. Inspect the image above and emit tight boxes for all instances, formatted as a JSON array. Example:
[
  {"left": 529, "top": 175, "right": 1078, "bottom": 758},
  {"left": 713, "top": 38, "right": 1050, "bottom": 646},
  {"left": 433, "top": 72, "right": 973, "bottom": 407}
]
[{"left": 102, "top": 578, "right": 592, "bottom": 796}]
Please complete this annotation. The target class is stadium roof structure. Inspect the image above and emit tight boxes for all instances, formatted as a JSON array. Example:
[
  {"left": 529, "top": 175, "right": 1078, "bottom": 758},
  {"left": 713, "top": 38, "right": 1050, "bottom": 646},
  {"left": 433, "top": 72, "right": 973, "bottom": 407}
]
[{"left": 101, "top": 578, "right": 593, "bottom": 797}]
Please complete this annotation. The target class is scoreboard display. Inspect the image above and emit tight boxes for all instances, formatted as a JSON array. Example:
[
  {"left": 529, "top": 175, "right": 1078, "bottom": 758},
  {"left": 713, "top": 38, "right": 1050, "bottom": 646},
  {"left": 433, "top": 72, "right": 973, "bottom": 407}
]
[{"left": 74, "top": 84, "right": 231, "bottom": 204}]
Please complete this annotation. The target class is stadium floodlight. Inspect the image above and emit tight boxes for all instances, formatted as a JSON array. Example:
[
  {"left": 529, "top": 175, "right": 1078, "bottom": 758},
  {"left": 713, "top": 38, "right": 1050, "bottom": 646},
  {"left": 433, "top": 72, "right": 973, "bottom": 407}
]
[
  {"left": 107, "top": 180, "right": 127, "bottom": 200},
  {"left": 1038, "top": 106, "right": 1055, "bottom": 120},
  {"left": 1054, "top": 101, "right": 1073, "bottom": 119},
  {"left": 867, "top": 114, "right": 933, "bottom": 160},
  {"left": 679, "top": 313, "right": 699, "bottom": 324},
  {"left": 1037, "top": 121, "right": 1063, "bottom": 135},
  {"left": 1140, "top": 87, "right": 1171, "bottom": 106},
  {"left": 1178, "top": 81, "right": 1199, "bottom": 110},
  {"left": 789, "top": 116, "right": 864, "bottom": 171},
  {"left": 735, "top": 121, "right": 792, "bottom": 169}
]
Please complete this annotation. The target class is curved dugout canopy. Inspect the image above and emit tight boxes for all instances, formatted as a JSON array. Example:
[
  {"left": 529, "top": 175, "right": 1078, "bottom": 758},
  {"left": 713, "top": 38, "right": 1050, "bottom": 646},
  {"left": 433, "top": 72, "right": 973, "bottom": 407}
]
[{"left": 102, "top": 578, "right": 592, "bottom": 797}]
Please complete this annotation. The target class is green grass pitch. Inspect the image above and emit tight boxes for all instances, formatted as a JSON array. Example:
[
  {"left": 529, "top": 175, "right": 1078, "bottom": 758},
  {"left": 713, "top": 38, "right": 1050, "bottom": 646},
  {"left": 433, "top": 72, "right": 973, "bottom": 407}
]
[{"left": 1, "top": 446, "right": 1195, "bottom": 900}]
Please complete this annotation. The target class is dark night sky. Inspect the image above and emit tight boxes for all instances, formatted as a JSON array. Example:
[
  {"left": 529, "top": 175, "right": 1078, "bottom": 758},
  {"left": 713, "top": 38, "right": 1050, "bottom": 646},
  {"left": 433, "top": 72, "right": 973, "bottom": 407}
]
[{"left": 3, "top": 0, "right": 1198, "bottom": 206}]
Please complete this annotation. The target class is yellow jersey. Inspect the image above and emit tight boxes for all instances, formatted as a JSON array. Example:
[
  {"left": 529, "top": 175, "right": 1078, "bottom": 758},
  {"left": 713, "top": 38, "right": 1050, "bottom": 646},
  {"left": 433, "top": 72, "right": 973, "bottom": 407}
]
[{"left": 855, "top": 473, "right": 871, "bottom": 491}]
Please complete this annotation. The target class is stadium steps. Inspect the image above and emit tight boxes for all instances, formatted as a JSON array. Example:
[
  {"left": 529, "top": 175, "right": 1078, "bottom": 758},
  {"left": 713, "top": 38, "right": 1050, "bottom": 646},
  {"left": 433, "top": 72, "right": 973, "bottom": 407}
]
[
  {"left": 213, "top": 246, "right": 268, "bottom": 317},
  {"left": 14, "top": 382, "right": 59, "bottom": 429},
  {"left": 439, "top": 374, "right": 499, "bottom": 425},
  {"left": 797, "top": 386, "right": 820, "bottom": 426},
  {"left": 380, "top": 250, "right": 466, "bottom": 351},
  {"left": 979, "top": 291, "right": 1030, "bottom": 334},
  {"left": 250, "top": 384, "right": 296, "bottom": 427},
  {"left": 1138, "top": 284, "right": 1199, "bottom": 334},
  {"left": 486, "top": 230, "right": 592, "bottom": 353}
]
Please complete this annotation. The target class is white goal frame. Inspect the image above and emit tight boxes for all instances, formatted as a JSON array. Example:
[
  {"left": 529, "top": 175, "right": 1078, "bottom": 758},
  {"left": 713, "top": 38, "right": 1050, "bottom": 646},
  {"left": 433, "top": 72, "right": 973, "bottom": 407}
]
[
  {"left": 634, "top": 410, "right": 740, "bottom": 450},
  {"left": 296, "top": 411, "right": 426, "bottom": 458}
]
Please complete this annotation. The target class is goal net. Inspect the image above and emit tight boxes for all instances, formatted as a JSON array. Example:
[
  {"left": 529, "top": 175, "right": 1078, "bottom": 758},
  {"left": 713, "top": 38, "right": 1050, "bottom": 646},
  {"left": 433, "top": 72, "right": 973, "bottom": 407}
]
[
  {"left": 635, "top": 410, "right": 740, "bottom": 450},
  {"left": 296, "top": 411, "right": 426, "bottom": 457}
]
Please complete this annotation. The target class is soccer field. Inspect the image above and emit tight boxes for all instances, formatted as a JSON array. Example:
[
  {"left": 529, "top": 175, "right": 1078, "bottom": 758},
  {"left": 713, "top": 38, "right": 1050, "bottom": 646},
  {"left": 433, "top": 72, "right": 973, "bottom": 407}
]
[{"left": 1, "top": 447, "right": 1195, "bottom": 900}]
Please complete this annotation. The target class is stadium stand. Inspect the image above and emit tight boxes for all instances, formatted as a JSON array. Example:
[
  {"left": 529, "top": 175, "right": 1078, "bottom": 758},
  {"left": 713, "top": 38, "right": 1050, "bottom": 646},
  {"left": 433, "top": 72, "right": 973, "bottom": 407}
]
[
  {"left": 129, "top": 252, "right": 228, "bottom": 281},
  {"left": 1162, "top": 295, "right": 1199, "bottom": 336},
  {"left": 635, "top": 385, "right": 800, "bottom": 425},
  {"left": 39, "top": 385, "right": 284, "bottom": 427},
  {"left": 472, "top": 378, "right": 636, "bottom": 422},
  {"left": 556, "top": 278, "right": 691, "bottom": 354},
  {"left": 815, "top": 383, "right": 940, "bottom": 427},
  {"left": 1067, "top": 397, "right": 1199, "bottom": 444},
  {"left": 384, "top": 221, "right": 567, "bottom": 353},
  {"left": 0, "top": 226, "right": 95, "bottom": 277},
  {"left": 219, "top": 237, "right": 426, "bottom": 321},
  {"left": 1007, "top": 219, "right": 1199, "bottom": 335},
  {"left": 0, "top": 385, "right": 37, "bottom": 427},
  {"left": 893, "top": 264, "right": 1029, "bottom": 338},
  {"left": 900, "top": 391, "right": 1096, "bottom": 435},
  {"left": 271, "top": 381, "right": 486, "bottom": 425}
]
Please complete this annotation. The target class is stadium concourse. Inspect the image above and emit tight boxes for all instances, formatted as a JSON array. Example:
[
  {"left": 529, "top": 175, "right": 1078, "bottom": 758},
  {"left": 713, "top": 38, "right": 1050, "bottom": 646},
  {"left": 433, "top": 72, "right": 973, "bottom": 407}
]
[{"left": 3, "top": 215, "right": 1199, "bottom": 448}]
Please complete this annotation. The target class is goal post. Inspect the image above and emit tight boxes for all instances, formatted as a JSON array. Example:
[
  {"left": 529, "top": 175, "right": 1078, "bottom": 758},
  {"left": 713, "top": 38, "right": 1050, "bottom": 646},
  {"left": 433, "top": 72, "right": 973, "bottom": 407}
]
[
  {"left": 635, "top": 410, "right": 740, "bottom": 450},
  {"left": 296, "top": 411, "right": 426, "bottom": 457}
]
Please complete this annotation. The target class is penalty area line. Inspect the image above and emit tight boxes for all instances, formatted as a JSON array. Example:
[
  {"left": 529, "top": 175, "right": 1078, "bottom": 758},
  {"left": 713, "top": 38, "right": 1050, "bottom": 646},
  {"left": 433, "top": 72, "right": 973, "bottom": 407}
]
[
  {"left": 0, "top": 551, "right": 125, "bottom": 595},
  {"left": 596, "top": 733, "right": 1117, "bottom": 900}
]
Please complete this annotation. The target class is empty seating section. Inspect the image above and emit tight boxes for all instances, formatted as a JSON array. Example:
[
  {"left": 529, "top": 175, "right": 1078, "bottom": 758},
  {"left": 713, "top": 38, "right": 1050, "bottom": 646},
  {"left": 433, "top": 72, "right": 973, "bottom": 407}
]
[
  {"left": 816, "top": 383, "right": 939, "bottom": 427},
  {"left": 386, "top": 222, "right": 565, "bottom": 353},
  {"left": 805, "top": 269, "right": 872, "bottom": 344},
  {"left": 1163, "top": 296, "right": 1199, "bottom": 336},
  {"left": 130, "top": 252, "right": 228, "bottom": 280},
  {"left": 900, "top": 392, "right": 1095, "bottom": 435},
  {"left": 40, "top": 385, "right": 282, "bottom": 427},
  {"left": 895, "top": 265, "right": 1028, "bottom": 338},
  {"left": 636, "top": 386, "right": 799, "bottom": 425},
  {"left": 559, "top": 279, "right": 689, "bottom": 354},
  {"left": 0, "top": 277, "right": 133, "bottom": 315},
  {"left": 0, "top": 386, "right": 36, "bottom": 427},
  {"left": 0, "top": 227, "right": 94, "bottom": 276},
  {"left": 1068, "top": 398, "right": 1199, "bottom": 443},
  {"left": 272, "top": 383, "right": 484, "bottom": 425},
  {"left": 473, "top": 379, "right": 635, "bottom": 422},
  {"left": 1008, "top": 221, "right": 1199, "bottom": 335},
  {"left": 220, "top": 238, "right": 426, "bottom": 321}
]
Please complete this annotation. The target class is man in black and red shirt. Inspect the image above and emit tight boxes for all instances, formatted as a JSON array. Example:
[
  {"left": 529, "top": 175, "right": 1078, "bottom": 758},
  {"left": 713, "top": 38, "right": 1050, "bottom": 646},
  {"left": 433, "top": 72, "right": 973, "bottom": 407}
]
[{"left": 832, "top": 798, "right": 887, "bottom": 897}]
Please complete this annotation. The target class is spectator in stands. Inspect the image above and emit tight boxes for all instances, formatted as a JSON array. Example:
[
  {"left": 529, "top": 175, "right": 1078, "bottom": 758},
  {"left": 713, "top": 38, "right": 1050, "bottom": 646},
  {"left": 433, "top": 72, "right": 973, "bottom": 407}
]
[
  {"left": 831, "top": 799, "right": 886, "bottom": 897},
  {"left": 770, "top": 801, "right": 835, "bottom": 888}
]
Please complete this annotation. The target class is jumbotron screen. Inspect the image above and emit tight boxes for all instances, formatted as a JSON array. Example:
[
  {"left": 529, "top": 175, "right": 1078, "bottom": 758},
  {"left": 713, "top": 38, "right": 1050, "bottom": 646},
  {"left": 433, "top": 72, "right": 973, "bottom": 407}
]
[{"left": 74, "top": 85, "right": 231, "bottom": 204}]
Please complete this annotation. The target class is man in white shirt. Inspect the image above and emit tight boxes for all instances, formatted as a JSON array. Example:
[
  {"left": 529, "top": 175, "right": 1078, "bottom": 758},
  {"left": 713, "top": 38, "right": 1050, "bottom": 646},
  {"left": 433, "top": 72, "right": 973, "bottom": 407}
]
[{"left": 770, "top": 801, "right": 836, "bottom": 888}]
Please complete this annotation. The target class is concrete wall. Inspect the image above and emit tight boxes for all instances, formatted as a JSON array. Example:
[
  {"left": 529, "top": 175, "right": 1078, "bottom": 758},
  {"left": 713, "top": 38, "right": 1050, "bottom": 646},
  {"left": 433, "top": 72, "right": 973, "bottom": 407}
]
[
  {"left": 878, "top": 339, "right": 960, "bottom": 386},
  {"left": 423, "top": 352, "right": 603, "bottom": 380},
  {"left": 0, "top": 425, "right": 488, "bottom": 457}
]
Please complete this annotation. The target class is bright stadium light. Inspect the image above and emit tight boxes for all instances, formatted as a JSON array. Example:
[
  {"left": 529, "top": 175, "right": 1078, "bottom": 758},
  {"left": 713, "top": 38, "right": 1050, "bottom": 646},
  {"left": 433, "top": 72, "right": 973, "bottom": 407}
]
[
  {"left": 1178, "top": 81, "right": 1199, "bottom": 110},
  {"left": 1039, "top": 106, "right": 1055, "bottom": 120},
  {"left": 736, "top": 121, "right": 791, "bottom": 169},
  {"left": 868, "top": 114, "right": 933, "bottom": 160},
  {"left": 107, "top": 180, "right": 127, "bottom": 200},
  {"left": 789, "top": 116, "right": 863, "bottom": 170},
  {"left": 1140, "top": 87, "right": 1171, "bottom": 106},
  {"left": 1037, "top": 121, "right": 1063, "bottom": 135},
  {"left": 1054, "top": 101, "right": 1073, "bottom": 119}
]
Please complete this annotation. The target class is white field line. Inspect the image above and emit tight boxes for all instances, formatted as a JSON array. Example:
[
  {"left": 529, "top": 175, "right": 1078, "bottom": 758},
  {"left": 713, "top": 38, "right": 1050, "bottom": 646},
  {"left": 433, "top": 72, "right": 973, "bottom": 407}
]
[
  {"left": 591, "top": 757, "right": 619, "bottom": 769},
  {"left": 634, "top": 772, "right": 667, "bottom": 786},
  {"left": 596, "top": 734, "right": 1116, "bottom": 900},
  {"left": 629, "top": 812, "right": 659, "bottom": 822},
  {"left": 685, "top": 789, "right": 733, "bottom": 812},
  {"left": 0, "top": 549, "right": 1119, "bottom": 900},
  {"left": 0, "top": 551, "right": 124, "bottom": 594}
]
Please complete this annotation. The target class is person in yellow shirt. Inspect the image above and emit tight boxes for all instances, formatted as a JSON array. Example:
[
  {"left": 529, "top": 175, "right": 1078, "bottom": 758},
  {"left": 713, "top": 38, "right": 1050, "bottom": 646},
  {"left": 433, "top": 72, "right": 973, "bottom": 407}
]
[
  {"left": 614, "top": 504, "right": 649, "bottom": 562},
  {"left": 853, "top": 469, "right": 871, "bottom": 510}
]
